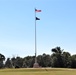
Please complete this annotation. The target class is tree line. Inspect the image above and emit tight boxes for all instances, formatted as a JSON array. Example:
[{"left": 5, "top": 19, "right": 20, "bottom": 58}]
[{"left": 0, "top": 46, "right": 76, "bottom": 68}]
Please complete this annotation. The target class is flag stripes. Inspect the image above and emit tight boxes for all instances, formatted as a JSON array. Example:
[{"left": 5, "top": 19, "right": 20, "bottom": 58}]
[{"left": 35, "top": 9, "right": 41, "bottom": 12}]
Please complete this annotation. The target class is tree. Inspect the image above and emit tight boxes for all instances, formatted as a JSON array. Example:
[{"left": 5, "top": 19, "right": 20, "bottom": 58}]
[
  {"left": 37, "top": 53, "right": 51, "bottom": 67},
  {"left": 23, "top": 56, "right": 34, "bottom": 68},
  {"left": 5, "top": 58, "right": 12, "bottom": 68},
  {"left": 15, "top": 56, "right": 23, "bottom": 68},
  {"left": 71, "top": 55, "right": 76, "bottom": 68},
  {"left": 51, "top": 47, "right": 63, "bottom": 54},
  {"left": 37, "top": 55, "right": 42, "bottom": 67},
  {"left": 11, "top": 57, "right": 16, "bottom": 68},
  {"left": 62, "top": 52, "right": 71, "bottom": 68},
  {"left": 0, "top": 53, "right": 5, "bottom": 68},
  {"left": 51, "top": 47, "right": 64, "bottom": 68}
]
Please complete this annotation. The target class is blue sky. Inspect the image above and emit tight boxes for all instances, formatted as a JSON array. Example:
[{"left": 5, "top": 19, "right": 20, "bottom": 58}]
[{"left": 0, "top": 0, "right": 76, "bottom": 58}]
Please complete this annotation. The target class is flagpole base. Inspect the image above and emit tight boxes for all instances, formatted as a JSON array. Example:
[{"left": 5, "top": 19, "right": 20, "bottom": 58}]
[{"left": 33, "top": 62, "right": 39, "bottom": 68}]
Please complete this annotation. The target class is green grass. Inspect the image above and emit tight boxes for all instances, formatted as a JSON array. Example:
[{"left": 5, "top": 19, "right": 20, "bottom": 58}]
[{"left": 0, "top": 68, "right": 76, "bottom": 75}]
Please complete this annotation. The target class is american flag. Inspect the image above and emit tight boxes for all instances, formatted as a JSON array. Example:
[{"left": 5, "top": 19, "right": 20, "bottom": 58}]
[{"left": 35, "top": 9, "right": 41, "bottom": 12}]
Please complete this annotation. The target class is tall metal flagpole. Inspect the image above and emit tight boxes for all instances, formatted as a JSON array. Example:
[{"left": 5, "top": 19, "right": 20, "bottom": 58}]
[
  {"left": 33, "top": 8, "right": 39, "bottom": 68},
  {"left": 35, "top": 8, "right": 37, "bottom": 63}
]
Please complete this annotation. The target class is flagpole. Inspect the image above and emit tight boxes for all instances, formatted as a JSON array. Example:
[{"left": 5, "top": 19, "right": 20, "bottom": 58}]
[
  {"left": 35, "top": 8, "right": 37, "bottom": 63},
  {"left": 33, "top": 8, "right": 39, "bottom": 68}
]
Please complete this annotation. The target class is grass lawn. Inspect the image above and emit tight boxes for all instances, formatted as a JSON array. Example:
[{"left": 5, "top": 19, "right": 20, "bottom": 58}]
[{"left": 0, "top": 68, "right": 76, "bottom": 75}]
